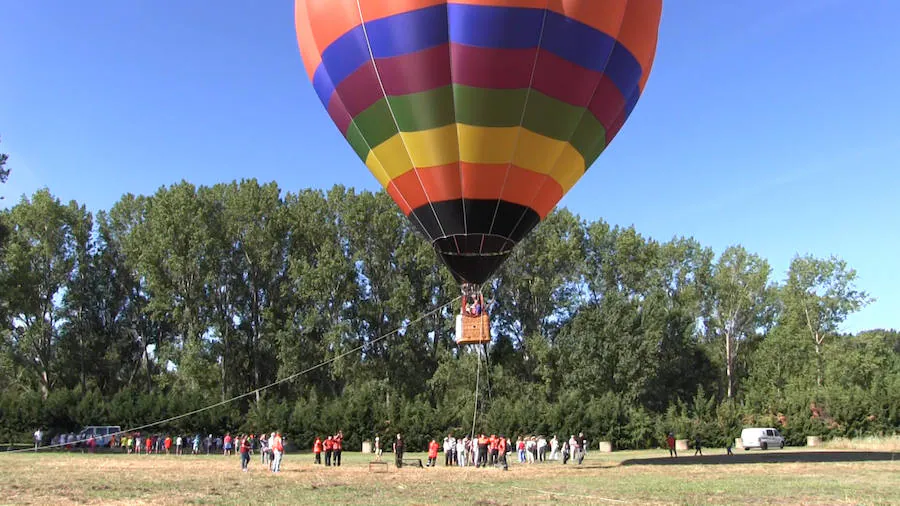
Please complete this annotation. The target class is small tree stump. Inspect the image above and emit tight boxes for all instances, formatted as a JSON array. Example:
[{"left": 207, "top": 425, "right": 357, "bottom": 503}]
[
  {"left": 598, "top": 441, "right": 613, "bottom": 453},
  {"left": 806, "top": 436, "right": 822, "bottom": 447}
]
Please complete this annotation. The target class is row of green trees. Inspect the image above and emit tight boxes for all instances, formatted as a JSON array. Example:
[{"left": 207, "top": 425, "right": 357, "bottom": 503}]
[{"left": 0, "top": 175, "right": 897, "bottom": 449}]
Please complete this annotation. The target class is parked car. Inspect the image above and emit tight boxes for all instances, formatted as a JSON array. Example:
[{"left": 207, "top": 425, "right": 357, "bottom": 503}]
[
  {"left": 740, "top": 427, "right": 785, "bottom": 450},
  {"left": 77, "top": 426, "right": 122, "bottom": 447}
]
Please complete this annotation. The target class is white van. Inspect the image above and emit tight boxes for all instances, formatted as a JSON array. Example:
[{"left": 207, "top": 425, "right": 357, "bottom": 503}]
[
  {"left": 740, "top": 427, "right": 785, "bottom": 450},
  {"left": 77, "top": 426, "right": 122, "bottom": 447}
]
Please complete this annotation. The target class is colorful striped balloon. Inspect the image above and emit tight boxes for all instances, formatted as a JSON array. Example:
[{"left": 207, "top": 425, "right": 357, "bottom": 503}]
[{"left": 295, "top": 0, "right": 662, "bottom": 285}]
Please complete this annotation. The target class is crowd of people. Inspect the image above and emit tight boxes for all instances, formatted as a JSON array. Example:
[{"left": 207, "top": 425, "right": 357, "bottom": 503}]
[
  {"left": 41, "top": 427, "right": 600, "bottom": 473},
  {"left": 423, "top": 433, "right": 589, "bottom": 470}
]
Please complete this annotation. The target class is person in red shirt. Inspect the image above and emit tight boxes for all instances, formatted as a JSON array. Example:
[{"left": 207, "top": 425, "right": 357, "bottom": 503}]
[
  {"left": 313, "top": 437, "right": 322, "bottom": 465},
  {"left": 324, "top": 435, "right": 333, "bottom": 466},
  {"left": 427, "top": 439, "right": 439, "bottom": 467},
  {"left": 239, "top": 435, "right": 252, "bottom": 472},
  {"left": 667, "top": 433, "right": 677, "bottom": 458},
  {"left": 497, "top": 435, "right": 508, "bottom": 471},
  {"left": 145, "top": 435, "right": 152, "bottom": 454},
  {"left": 489, "top": 434, "right": 498, "bottom": 466},
  {"left": 333, "top": 431, "right": 343, "bottom": 467},
  {"left": 224, "top": 433, "right": 233, "bottom": 456},
  {"left": 164, "top": 436, "right": 172, "bottom": 455}
]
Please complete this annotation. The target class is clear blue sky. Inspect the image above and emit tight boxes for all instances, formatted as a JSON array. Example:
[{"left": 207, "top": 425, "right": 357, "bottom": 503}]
[{"left": 1, "top": 1, "right": 897, "bottom": 333}]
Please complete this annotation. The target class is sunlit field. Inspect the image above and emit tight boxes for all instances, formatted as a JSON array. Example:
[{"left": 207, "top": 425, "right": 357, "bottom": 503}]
[{"left": 1, "top": 445, "right": 897, "bottom": 505}]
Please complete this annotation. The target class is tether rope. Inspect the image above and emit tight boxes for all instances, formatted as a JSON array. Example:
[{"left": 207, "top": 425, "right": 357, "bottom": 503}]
[
  {"left": 6, "top": 296, "right": 461, "bottom": 454},
  {"left": 469, "top": 346, "right": 482, "bottom": 442}
]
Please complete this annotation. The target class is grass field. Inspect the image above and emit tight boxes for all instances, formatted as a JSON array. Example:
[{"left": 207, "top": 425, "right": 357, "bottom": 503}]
[{"left": 1, "top": 445, "right": 897, "bottom": 505}]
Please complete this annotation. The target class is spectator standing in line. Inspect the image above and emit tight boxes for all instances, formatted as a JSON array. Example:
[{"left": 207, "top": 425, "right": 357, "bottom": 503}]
[
  {"left": 259, "top": 434, "right": 269, "bottom": 466},
  {"left": 240, "top": 435, "right": 252, "bottom": 472},
  {"left": 271, "top": 432, "right": 284, "bottom": 473},
  {"left": 443, "top": 436, "right": 452, "bottom": 466},
  {"left": 223, "top": 433, "right": 233, "bottom": 456},
  {"left": 393, "top": 433, "right": 404, "bottom": 468}
]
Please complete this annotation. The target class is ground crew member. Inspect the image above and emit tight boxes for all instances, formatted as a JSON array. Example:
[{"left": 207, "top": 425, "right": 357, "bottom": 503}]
[
  {"left": 497, "top": 435, "right": 508, "bottom": 471},
  {"left": 333, "top": 432, "right": 343, "bottom": 467},
  {"left": 489, "top": 434, "right": 499, "bottom": 466},
  {"left": 477, "top": 434, "right": 488, "bottom": 467},
  {"left": 427, "top": 439, "right": 439, "bottom": 467},
  {"left": 324, "top": 435, "right": 334, "bottom": 466},
  {"left": 164, "top": 435, "right": 172, "bottom": 455},
  {"left": 313, "top": 437, "right": 322, "bottom": 464}
]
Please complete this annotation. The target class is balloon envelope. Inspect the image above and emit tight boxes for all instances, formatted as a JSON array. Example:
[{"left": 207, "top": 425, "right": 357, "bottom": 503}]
[{"left": 295, "top": 0, "right": 662, "bottom": 285}]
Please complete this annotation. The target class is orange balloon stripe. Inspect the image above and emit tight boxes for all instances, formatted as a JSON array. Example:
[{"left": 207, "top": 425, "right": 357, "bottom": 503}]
[
  {"left": 387, "top": 163, "right": 564, "bottom": 219},
  {"left": 293, "top": 0, "right": 320, "bottom": 79}
]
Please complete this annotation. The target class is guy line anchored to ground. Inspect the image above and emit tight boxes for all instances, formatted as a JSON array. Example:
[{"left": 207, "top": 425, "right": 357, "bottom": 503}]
[{"left": 8, "top": 296, "right": 461, "bottom": 455}]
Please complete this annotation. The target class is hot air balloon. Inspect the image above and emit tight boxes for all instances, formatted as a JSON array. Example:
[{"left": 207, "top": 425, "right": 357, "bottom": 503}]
[{"left": 295, "top": 0, "right": 662, "bottom": 345}]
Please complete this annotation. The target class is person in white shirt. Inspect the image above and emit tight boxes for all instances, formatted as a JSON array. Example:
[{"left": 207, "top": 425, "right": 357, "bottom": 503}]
[
  {"left": 456, "top": 437, "right": 466, "bottom": 467},
  {"left": 537, "top": 436, "right": 547, "bottom": 462},
  {"left": 443, "top": 436, "right": 452, "bottom": 466},
  {"left": 549, "top": 435, "right": 559, "bottom": 460},
  {"left": 33, "top": 429, "right": 43, "bottom": 450}
]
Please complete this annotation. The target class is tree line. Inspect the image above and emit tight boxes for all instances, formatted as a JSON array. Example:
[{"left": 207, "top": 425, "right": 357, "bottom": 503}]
[{"left": 0, "top": 177, "right": 897, "bottom": 450}]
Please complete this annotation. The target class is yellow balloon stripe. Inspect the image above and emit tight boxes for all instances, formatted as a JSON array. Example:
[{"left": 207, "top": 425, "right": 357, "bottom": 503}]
[{"left": 364, "top": 124, "right": 586, "bottom": 193}]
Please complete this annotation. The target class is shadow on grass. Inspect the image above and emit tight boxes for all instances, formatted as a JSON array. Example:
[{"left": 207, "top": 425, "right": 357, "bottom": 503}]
[{"left": 620, "top": 450, "right": 899, "bottom": 466}]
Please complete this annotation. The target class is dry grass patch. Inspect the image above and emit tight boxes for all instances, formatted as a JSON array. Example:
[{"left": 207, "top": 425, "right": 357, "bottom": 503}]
[
  {"left": 0, "top": 447, "right": 896, "bottom": 505},
  {"left": 821, "top": 435, "right": 900, "bottom": 451}
]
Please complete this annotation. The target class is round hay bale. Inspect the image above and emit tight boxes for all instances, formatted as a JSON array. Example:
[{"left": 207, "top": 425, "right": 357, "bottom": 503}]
[
  {"left": 806, "top": 436, "right": 822, "bottom": 447},
  {"left": 598, "top": 441, "right": 613, "bottom": 453}
]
